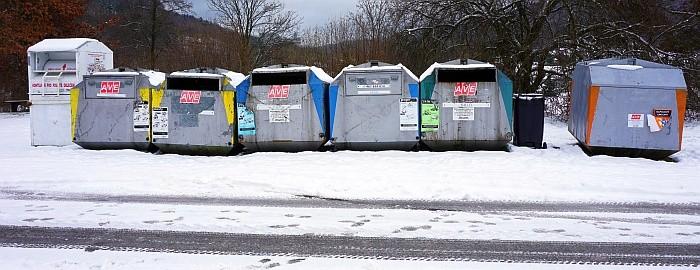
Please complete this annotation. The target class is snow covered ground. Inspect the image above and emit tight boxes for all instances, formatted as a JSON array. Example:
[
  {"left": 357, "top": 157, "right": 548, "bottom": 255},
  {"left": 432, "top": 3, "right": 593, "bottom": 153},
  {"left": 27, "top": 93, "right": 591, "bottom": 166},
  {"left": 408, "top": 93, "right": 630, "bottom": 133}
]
[
  {"left": 1, "top": 248, "right": 695, "bottom": 270},
  {"left": 1, "top": 113, "right": 699, "bottom": 203},
  {"left": 1, "top": 199, "right": 699, "bottom": 243}
]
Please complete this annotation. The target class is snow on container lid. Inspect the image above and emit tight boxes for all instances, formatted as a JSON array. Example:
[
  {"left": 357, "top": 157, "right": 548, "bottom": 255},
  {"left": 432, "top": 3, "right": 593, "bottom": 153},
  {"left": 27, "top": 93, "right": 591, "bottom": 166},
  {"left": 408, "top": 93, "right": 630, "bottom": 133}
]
[
  {"left": 419, "top": 60, "right": 496, "bottom": 81},
  {"left": 607, "top": 65, "right": 644, "bottom": 71},
  {"left": 253, "top": 65, "right": 334, "bottom": 84},
  {"left": 93, "top": 70, "right": 166, "bottom": 87},
  {"left": 339, "top": 63, "right": 419, "bottom": 82}
]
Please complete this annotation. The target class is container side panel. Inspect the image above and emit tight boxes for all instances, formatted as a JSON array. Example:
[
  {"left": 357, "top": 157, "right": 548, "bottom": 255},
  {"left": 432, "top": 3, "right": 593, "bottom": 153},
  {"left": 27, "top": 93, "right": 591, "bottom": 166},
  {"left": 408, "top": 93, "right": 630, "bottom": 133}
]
[
  {"left": 677, "top": 89, "right": 687, "bottom": 149},
  {"left": 585, "top": 86, "right": 600, "bottom": 145},
  {"left": 589, "top": 87, "right": 679, "bottom": 151}
]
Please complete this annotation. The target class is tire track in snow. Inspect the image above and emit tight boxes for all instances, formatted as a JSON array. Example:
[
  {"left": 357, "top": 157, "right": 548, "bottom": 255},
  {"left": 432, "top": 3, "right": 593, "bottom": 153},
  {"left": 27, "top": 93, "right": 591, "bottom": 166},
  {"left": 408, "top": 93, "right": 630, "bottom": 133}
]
[{"left": 0, "top": 225, "right": 698, "bottom": 267}]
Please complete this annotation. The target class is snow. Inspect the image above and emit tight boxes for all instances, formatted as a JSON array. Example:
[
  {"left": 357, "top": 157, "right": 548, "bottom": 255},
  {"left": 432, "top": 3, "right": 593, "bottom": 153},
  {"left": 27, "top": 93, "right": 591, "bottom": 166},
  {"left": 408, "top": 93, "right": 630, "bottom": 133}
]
[
  {"left": 419, "top": 62, "right": 496, "bottom": 81},
  {"left": 336, "top": 64, "right": 420, "bottom": 82},
  {"left": 92, "top": 71, "right": 166, "bottom": 87},
  {"left": 141, "top": 70, "right": 166, "bottom": 86},
  {"left": 27, "top": 38, "right": 99, "bottom": 52},
  {"left": 223, "top": 71, "right": 246, "bottom": 87},
  {"left": 607, "top": 65, "right": 644, "bottom": 71},
  {"left": 5, "top": 248, "right": 687, "bottom": 270},
  {"left": 253, "top": 66, "right": 334, "bottom": 83},
  {"left": 1, "top": 114, "right": 699, "bottom": 203},
  {"left": 2, "top": 199, "right": 699, "bottom": 243}
]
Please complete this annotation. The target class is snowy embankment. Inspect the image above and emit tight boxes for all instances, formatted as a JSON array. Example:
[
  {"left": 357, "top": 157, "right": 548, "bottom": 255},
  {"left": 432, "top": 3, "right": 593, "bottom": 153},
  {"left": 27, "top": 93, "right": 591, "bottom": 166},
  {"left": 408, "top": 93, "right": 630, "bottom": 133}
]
[{"left": 0, "top": 113, "right": 698, "bottom": 203}]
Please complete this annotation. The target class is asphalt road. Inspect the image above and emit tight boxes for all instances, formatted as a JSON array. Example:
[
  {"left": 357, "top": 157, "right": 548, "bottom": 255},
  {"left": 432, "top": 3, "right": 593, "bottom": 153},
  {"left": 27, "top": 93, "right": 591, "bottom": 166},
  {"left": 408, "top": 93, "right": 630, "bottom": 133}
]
[{"left": 0, "top": 225, "right": 698, "bottom": 266}]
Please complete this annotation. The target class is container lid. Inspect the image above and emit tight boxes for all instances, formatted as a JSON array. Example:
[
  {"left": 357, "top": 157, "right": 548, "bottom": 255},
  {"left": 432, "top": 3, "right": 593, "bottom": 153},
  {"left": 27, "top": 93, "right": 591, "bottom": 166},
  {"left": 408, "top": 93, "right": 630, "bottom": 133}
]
[
  {"left": 28, "top": 38, "right": 106, "bottom": 52},
  {"left": 419, "top": 59, "right": 496, "bottom": 81}
]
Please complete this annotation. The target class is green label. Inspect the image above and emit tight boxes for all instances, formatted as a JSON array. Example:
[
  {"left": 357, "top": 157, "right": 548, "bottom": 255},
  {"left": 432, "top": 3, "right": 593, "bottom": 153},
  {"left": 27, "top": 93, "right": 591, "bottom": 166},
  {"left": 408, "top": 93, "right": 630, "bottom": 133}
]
[{"left": 421, "top": 100, "right": 440, "bottom": 132}]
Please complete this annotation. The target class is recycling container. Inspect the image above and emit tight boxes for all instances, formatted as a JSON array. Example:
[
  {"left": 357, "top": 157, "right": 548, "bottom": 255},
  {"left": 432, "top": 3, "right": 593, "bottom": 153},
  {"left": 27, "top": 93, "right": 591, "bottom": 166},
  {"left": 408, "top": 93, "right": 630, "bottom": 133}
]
[
  {"left": 513, "top": 94, "right": 545, "bottom": 148},
  {"left": 329, "top": 61, "right": 420, "bottom": 151},
  {"left": 72, "top": 68, "right": 165, "bottom": 151},
  {"left": 152, "top": 68, "right": 245, "bottom": 155},
  {"left": 28, "top": 38, "right": 113, "bottom": 146},
  {"left": 569, "top": 58, "right": 688, "bottom": 159},
  {"left": 236, "top": 64, "right": 332, "bottom": 152},
  {"left": 419, "top": 59, "right": 514, "bottom": 151}
]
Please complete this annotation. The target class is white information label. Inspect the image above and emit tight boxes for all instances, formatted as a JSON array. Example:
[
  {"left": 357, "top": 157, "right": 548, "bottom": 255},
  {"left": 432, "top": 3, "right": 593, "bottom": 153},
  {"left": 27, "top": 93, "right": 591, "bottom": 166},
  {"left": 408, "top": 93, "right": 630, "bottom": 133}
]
[
  {"left": 453, "top": 107, "right": 475, "bottom": 121},
  {"left": 256, "top": 104, "right": 302, "bottom": 111},
  {"left": 152, "top": 107, "right": 169, "bottom": 139},
  {"left": 269, "top": 108, "right": 290, "bottom": 123},
  {"left": 357, "top": 90, "right": 392, "bottom": 95},
  {"left": 627, "top": 114, "right": 644, "bottom": 128},
  {"left": 133, "top": 103, "right": 150, "bottom": 132},
  {"left": 399, "top": 98, "right": 419, "bottom": 131},
  {"left": 442, "top": 102, "right": 491, "bottom": 108}
]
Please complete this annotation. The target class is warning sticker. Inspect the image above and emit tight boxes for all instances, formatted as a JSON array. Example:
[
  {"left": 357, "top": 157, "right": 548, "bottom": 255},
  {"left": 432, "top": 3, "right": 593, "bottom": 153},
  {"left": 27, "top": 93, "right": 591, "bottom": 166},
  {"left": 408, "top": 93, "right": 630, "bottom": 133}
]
[
  {"left": 400, "top": 98, "right": 418, "bottom": 131},
  {"left": 237, "top": 104, "right": 256, "bottom": 136},
  {"left": 421, "top": 100, "right": 440, "bottom": 132},
  {"left": 453, "top": 107, "right": 475, "bottom": 121},
  {"left": 627, "top": 114, "right": 644, "bottom": 128},
  {"left": 648, "top": 109, "right": 672, "bottom": 133},
  {"left": 133, "top": 102, "right": 150, "bottom": 132},
  {"left": 269, "top": 108, "right": 290, "bottom": 123},
  {"left": 152, "top": 107, "right": 169, "bottom": 139}
]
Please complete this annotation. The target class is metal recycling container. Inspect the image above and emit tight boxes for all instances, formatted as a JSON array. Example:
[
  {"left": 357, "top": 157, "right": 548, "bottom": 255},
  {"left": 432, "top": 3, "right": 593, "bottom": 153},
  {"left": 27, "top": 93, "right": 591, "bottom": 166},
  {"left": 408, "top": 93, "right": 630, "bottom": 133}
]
[
  {"left": 513, "top": 94, "right": 545, "bottom": 148},
  {"left": 27, "top": 38, "right": 114, "bottom": 146},
  {"left": 152, "top": 68, "right": 245, "bottom": 155},
  {"left": 419, "top": 59, "right": 514, "bottom": 151},
  {"left": 72, "top": 68, "right": 165, "bottom": 151},
  {"left": 569, "top": 58, "right": 688, "bottom": 159},
  {"left": 236, "top": 64, "right": 332, "bottom": 152},
  {"left": 329, "top": 61, "right": 420, "bottom": 151}
]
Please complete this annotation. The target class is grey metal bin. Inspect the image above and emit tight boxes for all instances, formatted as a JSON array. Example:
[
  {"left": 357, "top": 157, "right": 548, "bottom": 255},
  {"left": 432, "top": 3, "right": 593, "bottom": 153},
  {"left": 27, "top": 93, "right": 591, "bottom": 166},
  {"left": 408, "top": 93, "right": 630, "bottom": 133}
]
[
  {"left": 419, "top": 59, "right": 514, "bottom": 151},
  {"left": 72, "top": 68, "right": 164, "bottom": 151},
  {"left": 569, "top": 58, "right": 688, "bottom": 159},
  {"left": 152, "top": 68, "right": 245, "bottom": 155},
  {"left": 328, "top": 61, "right": 420, "bottom": 151},
  {"left": 236, "top": 64, "right": 332, "bottom": 152}
]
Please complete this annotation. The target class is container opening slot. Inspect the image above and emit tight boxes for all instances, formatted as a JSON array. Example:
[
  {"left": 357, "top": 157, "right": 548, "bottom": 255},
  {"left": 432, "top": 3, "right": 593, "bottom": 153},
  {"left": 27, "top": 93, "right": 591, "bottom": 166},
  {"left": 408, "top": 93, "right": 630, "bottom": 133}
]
[
  {"left": 167, "top": 77, "right": 219, "bottom": 91},
  {"left": 252, "top": 72, "right": 306, "bottom": 86},
  {"left": 438, "top": 69, "right": 496, "bottom": 82}
]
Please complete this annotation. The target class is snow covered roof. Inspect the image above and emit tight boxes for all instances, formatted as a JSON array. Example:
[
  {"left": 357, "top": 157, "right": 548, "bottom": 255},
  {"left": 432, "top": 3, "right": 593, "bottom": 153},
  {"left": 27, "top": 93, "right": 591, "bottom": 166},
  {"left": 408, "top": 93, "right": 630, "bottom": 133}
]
[
  {"left": 252, "top": 65, "right": 334, "bottom": 83},
  {"left": 91, "top": 70, "right": 166, "bottom": 87},
  {"left": 419, "top": 61, "right": 496, "bottom": 81},
  {"left": 335, "top": 63, "right": 419, "bottom": 82},
  {"left": 28, "top": 38, "right": 109, "bottom": 52}
]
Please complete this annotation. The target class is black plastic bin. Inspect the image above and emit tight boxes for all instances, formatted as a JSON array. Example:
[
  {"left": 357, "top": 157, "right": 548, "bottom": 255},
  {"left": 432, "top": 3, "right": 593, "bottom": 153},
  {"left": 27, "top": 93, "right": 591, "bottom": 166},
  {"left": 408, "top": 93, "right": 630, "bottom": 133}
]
[{"left": 513, "top": 94, "right": 545, "bottom": 148}]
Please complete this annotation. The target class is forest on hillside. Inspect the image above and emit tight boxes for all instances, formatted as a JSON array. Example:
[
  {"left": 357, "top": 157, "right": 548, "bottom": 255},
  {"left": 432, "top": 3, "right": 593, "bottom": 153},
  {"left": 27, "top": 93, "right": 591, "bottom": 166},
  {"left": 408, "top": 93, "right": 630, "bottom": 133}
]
[{"left": 1, "top": 0, "right": 698, "bottom": 118}]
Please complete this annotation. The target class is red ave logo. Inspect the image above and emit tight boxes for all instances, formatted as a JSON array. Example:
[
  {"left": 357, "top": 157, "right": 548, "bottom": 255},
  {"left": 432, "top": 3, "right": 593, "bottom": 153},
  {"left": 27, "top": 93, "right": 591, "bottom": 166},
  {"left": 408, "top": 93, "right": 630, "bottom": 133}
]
[
  {"left": 454, "top": 82, "right": 478, "bottom": 96},
  {"left": 100, "top": 81, "right": 120, "bottom": 94},
  {"left": 268, "top": 85, "right": 290, "bottom": 99},
  {"left": 180, "top": 90, "right": 202, "bottom": 104},
  {"left": 630, "top": 114, "right": 642, "bottom": 120}
]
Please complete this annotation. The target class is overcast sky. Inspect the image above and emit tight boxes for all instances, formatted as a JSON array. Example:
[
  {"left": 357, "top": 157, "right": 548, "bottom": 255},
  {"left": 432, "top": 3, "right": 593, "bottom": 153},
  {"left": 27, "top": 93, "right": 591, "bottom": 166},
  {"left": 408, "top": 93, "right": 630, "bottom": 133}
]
[{"left": 191, "top": 0, "right": 359, "bottom": 29}]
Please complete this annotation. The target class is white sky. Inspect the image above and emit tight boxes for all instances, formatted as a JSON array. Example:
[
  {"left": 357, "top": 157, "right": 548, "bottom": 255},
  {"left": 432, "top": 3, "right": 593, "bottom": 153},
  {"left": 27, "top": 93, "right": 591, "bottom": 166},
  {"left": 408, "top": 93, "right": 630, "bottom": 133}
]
[{"left": 191, "top": 0, "right": 359, "bottom": 29}]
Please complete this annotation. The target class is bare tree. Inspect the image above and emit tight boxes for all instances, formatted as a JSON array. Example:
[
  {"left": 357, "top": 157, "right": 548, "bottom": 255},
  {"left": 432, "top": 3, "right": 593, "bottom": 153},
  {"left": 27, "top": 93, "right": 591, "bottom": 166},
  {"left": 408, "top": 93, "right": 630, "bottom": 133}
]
[
  {"left": 207, "top": 0, "right": 300, "bottom": 72},
  {"left": 148, "top": 0, "right": 192, "bottom": 69}
]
